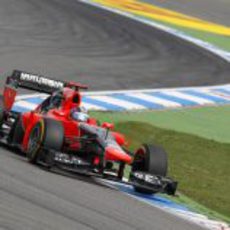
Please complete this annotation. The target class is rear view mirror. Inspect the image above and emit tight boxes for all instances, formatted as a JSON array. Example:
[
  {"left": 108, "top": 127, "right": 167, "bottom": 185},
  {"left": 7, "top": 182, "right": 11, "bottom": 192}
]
[{"left": 102, "top": 122, "right": 114, "bottom": 130}]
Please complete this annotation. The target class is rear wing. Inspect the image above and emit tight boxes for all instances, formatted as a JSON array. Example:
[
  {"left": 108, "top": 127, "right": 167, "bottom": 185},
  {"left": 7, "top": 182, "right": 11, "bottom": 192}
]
[
  {"left": 3, "top": 70, "right": 88, "bottom": 112},
  {"left": 8, "top": 70, "right": 87, "bottom": 94},
  {"left": 9, "top": 70, "right": 65, "bottom": 93}
]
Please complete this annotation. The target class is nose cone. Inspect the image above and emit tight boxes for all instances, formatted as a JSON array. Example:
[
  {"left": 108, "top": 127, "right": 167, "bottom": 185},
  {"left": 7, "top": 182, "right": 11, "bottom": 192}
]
[{"left": 105, "top": 146, "right": 132, "bottom": 164}]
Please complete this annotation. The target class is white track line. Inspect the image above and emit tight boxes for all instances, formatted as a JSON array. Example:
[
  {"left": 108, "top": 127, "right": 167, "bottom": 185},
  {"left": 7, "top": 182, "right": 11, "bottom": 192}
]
[
  {"left": 127, "top": 93, "right": 182, "bottom": 107},
  {"left": 16, "top": 93, "right": 48, "bottom": 100},
  {"left": 13, "top": 101, "right": 38, "bottom": 110},
  {"left": 83, "top": 84, "right": 230, "bottom": 96},
  {"left": 198, "top": 89, "right": 230, "bottom": 100},
  {"left": 82, "top": 102, "right": 107, "bottom": 111},
  {"left": 163, "top": 91, "right": 214, "bottom": 105},
  {"left": 88, "top": 95, "right": 146, "bottom": 109}
]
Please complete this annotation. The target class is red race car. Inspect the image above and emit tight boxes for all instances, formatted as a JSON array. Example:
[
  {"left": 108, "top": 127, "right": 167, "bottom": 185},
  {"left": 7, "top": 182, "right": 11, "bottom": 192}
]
[{"left": 0, "top": 70, "right": 177, "bottom": 195}]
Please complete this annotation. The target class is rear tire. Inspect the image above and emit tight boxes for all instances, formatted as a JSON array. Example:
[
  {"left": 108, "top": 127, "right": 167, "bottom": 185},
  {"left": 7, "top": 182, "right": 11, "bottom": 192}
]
[
  {"left": 132, "top": 144, "right": 168, "bottom": 194},
  {"left": 27, "top": 118, "right": 64, "bottom": 164}
]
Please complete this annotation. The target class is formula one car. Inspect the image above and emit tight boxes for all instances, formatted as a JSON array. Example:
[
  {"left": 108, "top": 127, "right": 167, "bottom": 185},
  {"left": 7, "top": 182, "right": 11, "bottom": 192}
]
[{"left": 0, "top": 70, "right": 177, "bottom": 195}]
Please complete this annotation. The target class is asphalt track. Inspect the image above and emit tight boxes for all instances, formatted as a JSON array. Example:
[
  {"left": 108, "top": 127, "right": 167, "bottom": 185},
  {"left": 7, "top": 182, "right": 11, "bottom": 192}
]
[
  {"left": 0, "top": 147, "right": 206, "bottom": 230},
  {"left": 0, "top": 0, "right": 230, "bottom": 91},
  {"left": 0, "top": 0, "right": 228, "bottom": 229}
]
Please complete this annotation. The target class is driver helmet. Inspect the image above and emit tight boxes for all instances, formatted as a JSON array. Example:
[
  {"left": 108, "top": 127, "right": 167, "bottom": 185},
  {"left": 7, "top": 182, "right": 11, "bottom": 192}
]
[{"left": 71, "top": 106, "right": 89, "bottom": 122}]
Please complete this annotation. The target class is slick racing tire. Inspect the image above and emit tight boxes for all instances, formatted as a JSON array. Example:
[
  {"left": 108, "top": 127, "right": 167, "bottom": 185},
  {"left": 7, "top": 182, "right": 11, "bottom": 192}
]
[
  {"left": 132, "top": 144, "right": 168, "bottom": 194},
  {"left": 27, "top": 118, "right": 64, "bottom": 164}
]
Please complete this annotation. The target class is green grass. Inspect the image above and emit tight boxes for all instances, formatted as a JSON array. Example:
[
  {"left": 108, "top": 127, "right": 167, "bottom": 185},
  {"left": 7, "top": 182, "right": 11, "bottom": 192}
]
[
  {"left": 91, "top": 105, "right": 230, "bottom": 143},
  {"left": 176, "top": 27, "right": 230, "bottom": 52},
  {"left": 169, "top": 193, "right": 230, "bottom": 223},
  {"left": 119, "top": 121, "right": 230, "bottom": 219},
  {"left": 90, "top": 107, "right": 230, "bottom": 220}
]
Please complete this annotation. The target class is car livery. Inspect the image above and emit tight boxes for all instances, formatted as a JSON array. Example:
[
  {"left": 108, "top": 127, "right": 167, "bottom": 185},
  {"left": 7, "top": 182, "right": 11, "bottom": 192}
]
[{"left": 0, "top": 70, "right": 177, "bottom": 195}]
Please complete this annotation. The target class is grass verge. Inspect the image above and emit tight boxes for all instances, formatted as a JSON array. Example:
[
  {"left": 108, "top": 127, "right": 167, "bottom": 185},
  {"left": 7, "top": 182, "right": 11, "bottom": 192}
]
[
  {"left": 90, "top": 109, "right": 230, "bottom": 221},
  {"left": 91, "top": 105, "right": 230, "bottom": 143},
  {"left": 169, "top": 193, "right": 230, "bottom": 223}
]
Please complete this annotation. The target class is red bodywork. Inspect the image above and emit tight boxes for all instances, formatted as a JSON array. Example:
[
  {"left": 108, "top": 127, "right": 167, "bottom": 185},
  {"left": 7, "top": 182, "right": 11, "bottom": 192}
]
[
  {"left": 14, "top": 87, "right": 132, "bottom": 165},
  {"left": 1, "top": 72, "right": 177, "bottom": 196}
]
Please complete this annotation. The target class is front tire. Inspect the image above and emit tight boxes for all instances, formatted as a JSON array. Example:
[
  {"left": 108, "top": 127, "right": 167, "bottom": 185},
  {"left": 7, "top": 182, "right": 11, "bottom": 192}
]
[
  {"left": 132, "top": 144, "right": 168, "bottom": 194},
  {"left": 27, "top": 118, "right": 64, "bottom": 164}
]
